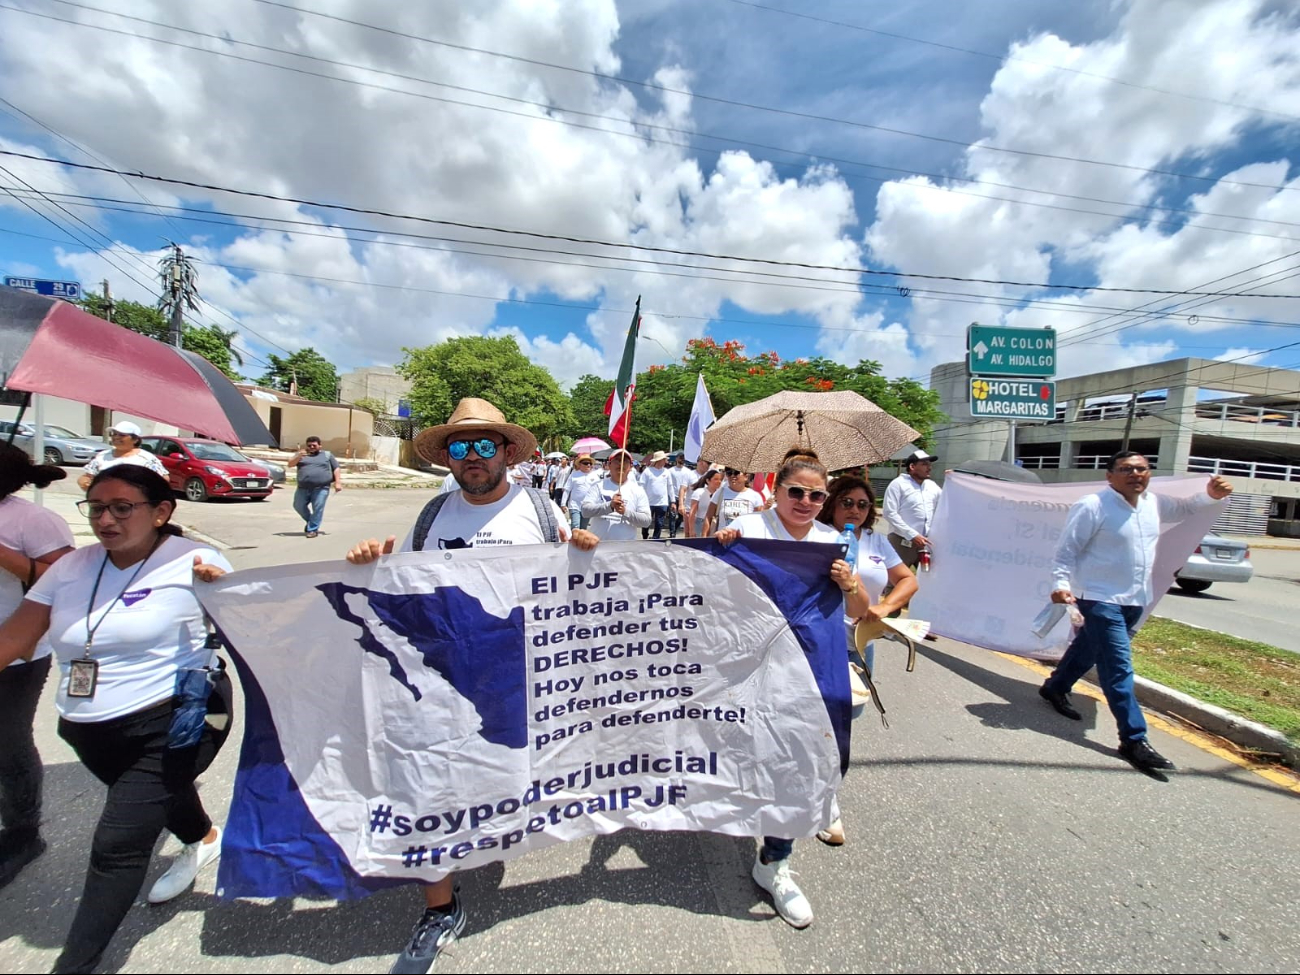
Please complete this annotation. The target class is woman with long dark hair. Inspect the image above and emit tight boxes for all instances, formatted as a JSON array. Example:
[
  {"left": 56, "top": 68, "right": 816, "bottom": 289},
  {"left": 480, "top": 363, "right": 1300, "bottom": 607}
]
[
  {"left": 814, "top": 474, "right": 917, "bottom": 845},
  {"left": 684, "top": 468, "right": 723, "bottom": 538},
  {"left": 0, "top": 465, "right": 232, "bottom": 973},
  {"left": 0, "top": 443, "right": 75, "bottom": 888}
]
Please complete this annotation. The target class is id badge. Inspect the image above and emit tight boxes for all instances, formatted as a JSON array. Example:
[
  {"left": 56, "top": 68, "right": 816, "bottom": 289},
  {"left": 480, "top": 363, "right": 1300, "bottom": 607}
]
[{"left": 67, "top": 658, "right": 99, "bottom": 699}]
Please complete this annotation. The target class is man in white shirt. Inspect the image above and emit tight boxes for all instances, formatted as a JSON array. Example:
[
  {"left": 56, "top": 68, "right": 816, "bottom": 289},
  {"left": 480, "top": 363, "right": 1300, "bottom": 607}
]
[
  {"left": 582, "top": 450, "right": 652, "bottom": 541},
  {"left": 882, "top": 449, "right": 942, "bottom": 569},
  {"left": 640, "top": 450, "right": 672, "bottom": 540},
  {"left": 667, "top": 454, "right": 697, "bottom": 539},
  {"left": 346, "top": 397, "right": 597, "bottom": 972},
  {"left": 1041, "top": 451, "right": 1232, "bottom": 773}
]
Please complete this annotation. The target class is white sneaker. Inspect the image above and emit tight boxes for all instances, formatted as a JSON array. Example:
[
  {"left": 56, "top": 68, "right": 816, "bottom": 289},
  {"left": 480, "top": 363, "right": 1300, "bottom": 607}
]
[
  {"left": 147, "top": 826, "right": 222, "bottom": 904},
  {"left": 751, "top": 853, "right": 813, "bottom": 928}
]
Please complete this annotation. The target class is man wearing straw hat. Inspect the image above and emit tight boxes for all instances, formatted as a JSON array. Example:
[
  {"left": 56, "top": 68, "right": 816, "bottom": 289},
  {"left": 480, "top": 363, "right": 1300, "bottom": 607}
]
[{"left": 345, "top": 396, "right": 597, "bottom": 973}]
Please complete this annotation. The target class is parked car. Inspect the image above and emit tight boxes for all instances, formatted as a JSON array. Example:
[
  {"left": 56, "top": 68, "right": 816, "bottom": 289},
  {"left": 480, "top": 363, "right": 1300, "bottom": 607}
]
[
  {"left": 0, "top": 420, "right": 110, "bottom": 466},
  {"left": 141, "top": 436, "right": 274, "bottom": 502},
  {"left": 244, "top": 457, "right": 287, "bottom": 485},
  {"left": 1173, "top": 533, "right": 1253, "bottom": 593}
]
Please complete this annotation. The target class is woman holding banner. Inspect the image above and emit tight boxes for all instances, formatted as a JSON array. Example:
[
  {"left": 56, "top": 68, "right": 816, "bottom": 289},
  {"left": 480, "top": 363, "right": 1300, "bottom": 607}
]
[
  {"left": 814, "top": 474, "right": 917, "bottom": 845},
  {"left": 714, "top": 447, "right": 856, "bottom": 930},
  {"left": 0, "top": 466, "right": 231, "bottom": 974}
]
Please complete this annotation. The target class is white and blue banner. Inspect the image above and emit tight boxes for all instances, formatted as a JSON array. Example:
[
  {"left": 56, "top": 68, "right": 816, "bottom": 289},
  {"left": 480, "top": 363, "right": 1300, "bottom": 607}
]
[{"left": 199, "top": 538, "right": 849, "bottom": 900}]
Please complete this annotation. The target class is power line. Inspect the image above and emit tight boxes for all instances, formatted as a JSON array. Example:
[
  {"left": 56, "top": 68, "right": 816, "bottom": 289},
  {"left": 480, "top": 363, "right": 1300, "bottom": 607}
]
[
  {"left": 8, "top": 186, "right": 1295, "bottom": 333},
  {"left": 719, "top": 0, "right": 1300, "bottom": 124},
  {"left": 232, "top": 0, "right": 1298, "bottom": 190},
  {"left": 4, "top": 149, "right": 1298, "bottom": 300},
  {"left": 17, "top": 0, "right": 1300, "bottom": 240}
]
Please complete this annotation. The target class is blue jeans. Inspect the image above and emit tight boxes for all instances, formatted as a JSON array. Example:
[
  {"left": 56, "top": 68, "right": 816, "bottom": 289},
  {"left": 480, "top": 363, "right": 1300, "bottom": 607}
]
[
  {"left": 293, "top": 485, "right": 331, "bottom": 533},
  {"left": 1044, "top": 599, "right": 1147, "bottom": 743},
  {"left": 761, "top": 837, "right": 794, "bottom": 862}
]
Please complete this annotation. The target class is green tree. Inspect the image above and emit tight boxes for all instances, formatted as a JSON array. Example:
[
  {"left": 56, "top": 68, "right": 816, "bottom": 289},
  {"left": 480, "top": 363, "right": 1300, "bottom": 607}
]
[
  {"left": 258, "top": 348, "right": 340, "bottom": 402},
  {"left": 399, "top": 335, "right": 573, "bottom": 448},
  {"left": 349, "top": 396, "right": 388, "bottom": 415},
  {"left": 566, "top": 374, "right": 615, "bottom": 442},
  {"left": 601, "top": 338, "right": 945, "bottom": 454},
  {"left": 77, "top": 296, "right": 240, "bottom": 379}
]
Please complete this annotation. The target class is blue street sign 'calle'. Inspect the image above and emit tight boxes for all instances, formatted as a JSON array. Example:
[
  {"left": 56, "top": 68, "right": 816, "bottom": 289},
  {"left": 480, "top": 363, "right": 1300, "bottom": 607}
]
[{"left": 4, "top": 276, "right": 82, "bottom": 300}]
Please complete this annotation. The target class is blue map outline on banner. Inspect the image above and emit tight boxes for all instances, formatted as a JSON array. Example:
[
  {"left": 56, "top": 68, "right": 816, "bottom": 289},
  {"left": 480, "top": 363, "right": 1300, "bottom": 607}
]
[{"left": 316, "top": 582, "right": 528, "bottom": 750}]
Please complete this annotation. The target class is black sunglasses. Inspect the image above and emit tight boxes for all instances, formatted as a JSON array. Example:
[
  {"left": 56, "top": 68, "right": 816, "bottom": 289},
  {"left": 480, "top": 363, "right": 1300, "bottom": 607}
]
[
  {"left": 781, "top": 485, "right": 828, "bottom": 504},
  {"left": 724, "top": 468, "right": 742, "bottom": 477},
  {"left": 838, "top": 498, "right": 873, "bottom": 511}
]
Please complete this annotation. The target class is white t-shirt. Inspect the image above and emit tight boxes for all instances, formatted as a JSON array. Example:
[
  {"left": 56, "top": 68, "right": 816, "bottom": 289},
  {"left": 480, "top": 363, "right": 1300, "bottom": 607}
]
[
  {"left": 709, "top": 485, "right": 765, "bottom": 531},
  {"left": 581, "top": 475, "right": 652, "bottom": 541},
  {"left": 641, "top": 465, "right": 671, "bottom": 506},
  {"left": 507, "top": 465, "right": 531, "bottom": 487},
  {"left": 399, "top": 484, "right": 567, "bottom": 552},
  {"left": 669, "top": 466, "right": 697, "bottom": 504},
  {"left": 0, "top": 496, "right": 76, "bottom": 666},
  {"left": 852, "top": 529, "right": 904, "bottom": 604},
  {"left": 84, "top": 448, "right": 169, "bottom": 480},
  {"left": 561, "top": 469, "right": 597, "bottom": 509},
  {"left": 730, "top": 510, "right": 841, "bottom": 544},
  {"left": 688, "top": 486, "right": 712, "bottom": 524},
  {"left": 24, "top": 535, "right": 232, "bottom": 722}
]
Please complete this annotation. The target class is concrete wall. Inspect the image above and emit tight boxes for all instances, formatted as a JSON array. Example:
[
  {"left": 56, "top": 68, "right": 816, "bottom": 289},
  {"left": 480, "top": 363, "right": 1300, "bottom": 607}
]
[
  {"left": 371, "top": 434, "right": 402, "bottom": 466},
  {"left": 243, "top": 396, "right": 374, "bottom": 458},
  {"left": 338, "top": 367, "right": 411, "bottom": 413},
  {"left": 2, "top": 395, "right": 178, "bottom": 439}
]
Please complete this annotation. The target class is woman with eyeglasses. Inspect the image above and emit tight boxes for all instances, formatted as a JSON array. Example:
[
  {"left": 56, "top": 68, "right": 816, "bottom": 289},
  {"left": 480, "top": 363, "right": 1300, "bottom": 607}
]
[
  {"left": 0, "top": 444, "right": 75, "bottom": 889},
  {"left": 703, "top": 467, "right": 764, "bottom": 536},
  {"left": 813, "top": 474, "right": 917, "bottom": 846},
  {"left": 0, "top": 466, "right": 232, "bottom": 973},
  {"left": 76, "top": 421, "right": 168, "bottom": 492},
  {"left": 684, "top": 469, "right": 723, "bottom": 538},
  {"left": 713, "top": 447, "right": 857, "bottom": 931}
]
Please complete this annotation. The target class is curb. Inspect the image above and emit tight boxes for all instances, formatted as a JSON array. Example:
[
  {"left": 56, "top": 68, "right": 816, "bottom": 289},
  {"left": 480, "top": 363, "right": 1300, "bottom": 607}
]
[{"left": 1132, "top": 675, "right": 1299, "bottom": 768}]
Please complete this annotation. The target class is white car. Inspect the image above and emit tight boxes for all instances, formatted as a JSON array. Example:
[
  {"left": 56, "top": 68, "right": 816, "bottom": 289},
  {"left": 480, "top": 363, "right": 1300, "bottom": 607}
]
[{"left": 1173, "top": 533, "right": 1252, "bottom": 593}]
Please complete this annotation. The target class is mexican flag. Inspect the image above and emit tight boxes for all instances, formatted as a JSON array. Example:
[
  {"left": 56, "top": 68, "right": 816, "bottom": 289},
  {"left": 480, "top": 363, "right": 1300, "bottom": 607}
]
[{"left": 604, "top": 296, "right": 641, "bottom": 445}]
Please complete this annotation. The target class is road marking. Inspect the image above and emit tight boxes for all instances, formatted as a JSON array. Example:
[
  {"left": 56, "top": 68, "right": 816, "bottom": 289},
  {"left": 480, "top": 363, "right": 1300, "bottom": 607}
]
[{"left": 996, "top": 652, "right": 1300, "bottom": 794}]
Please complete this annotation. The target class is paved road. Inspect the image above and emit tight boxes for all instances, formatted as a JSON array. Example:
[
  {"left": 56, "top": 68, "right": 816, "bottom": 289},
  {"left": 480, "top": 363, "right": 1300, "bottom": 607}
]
[
  {"left": 1156, "top": 549, "right": 1300, "bottom": 654},
  {"left": 4, "top": 486, "right": 1298, "bottom": 973}
]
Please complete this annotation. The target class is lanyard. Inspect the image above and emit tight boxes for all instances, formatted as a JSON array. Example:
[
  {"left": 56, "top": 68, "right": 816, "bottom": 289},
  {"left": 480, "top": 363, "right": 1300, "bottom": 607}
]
[{"left": 83, "top": 535, "right": 165, "bottom": 658}]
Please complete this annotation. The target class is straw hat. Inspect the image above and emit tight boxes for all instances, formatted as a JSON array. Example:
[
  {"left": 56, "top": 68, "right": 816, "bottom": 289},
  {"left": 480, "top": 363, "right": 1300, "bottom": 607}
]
[{"left": 414, "top": 397, "right": 538, "bottom": 463}]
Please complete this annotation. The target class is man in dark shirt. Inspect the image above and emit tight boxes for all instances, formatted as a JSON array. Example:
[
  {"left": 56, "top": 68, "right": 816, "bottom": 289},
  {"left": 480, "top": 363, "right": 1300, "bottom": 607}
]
[{"left": 288, "top": 436, "right": 341, "bottom": 537}]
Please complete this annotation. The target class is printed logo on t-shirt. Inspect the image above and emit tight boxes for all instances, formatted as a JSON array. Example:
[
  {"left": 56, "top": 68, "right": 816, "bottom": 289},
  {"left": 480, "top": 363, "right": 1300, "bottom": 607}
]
[
  {"left": 437, "top": 537, "right": 470, "bottom": 550},
  {"left": 720, "top": 498, "right": 751, "bottom": 523},
  {"left": 122, "top": 588, "right": 152, "bottom": 606},
  {"left": 866, "top": 555, "right": 885, "bottom": 566},
  {"left": 437, "top": 531, "right": 520, "bottom": 549}
]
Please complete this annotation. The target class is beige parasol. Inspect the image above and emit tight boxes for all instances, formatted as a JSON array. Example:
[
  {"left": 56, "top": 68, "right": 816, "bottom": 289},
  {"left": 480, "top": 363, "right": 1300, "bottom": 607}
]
[{"left": 700, "top": 389, "right": 920, "bottom": 473}]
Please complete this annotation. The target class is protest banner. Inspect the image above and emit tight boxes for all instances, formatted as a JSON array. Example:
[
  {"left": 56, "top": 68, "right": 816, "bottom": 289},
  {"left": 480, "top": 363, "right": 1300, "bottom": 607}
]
[
  {"left": 910, "top": 473, "right": 1223, "bottom": 658},
  {"left": 199, "top": 538, "right": 849, "bottom": 900}
]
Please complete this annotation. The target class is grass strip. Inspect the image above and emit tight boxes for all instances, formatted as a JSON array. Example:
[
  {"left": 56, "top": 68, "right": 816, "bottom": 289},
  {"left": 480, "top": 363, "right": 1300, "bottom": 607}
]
[{"left": 1133, "top": 617, "right": 1300, "bottom": 743}]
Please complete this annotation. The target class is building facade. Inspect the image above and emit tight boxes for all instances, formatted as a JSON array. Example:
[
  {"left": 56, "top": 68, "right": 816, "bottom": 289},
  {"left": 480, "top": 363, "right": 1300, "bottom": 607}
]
[{"left": 928, "top": 358, "right": 1300, "bottom": 536}]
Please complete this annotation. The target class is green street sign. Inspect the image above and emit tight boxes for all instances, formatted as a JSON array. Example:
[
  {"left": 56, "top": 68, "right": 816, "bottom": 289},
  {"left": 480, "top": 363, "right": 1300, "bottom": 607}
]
[
  {"left": 967, "top": 324, "right": 1056, "bottom": 378},
  {"left": 970, "top": 377, "right": 1056, "bottom": 420}
]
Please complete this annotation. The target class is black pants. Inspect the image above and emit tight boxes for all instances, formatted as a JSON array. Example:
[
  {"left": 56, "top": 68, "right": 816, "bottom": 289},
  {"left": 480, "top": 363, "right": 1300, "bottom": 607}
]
[
  {"left": 644, "top": 505, "right": 669, "bottom": 540},
  {"left": 54, "top": 691, "right": 230, "bottom": 974},
  {"left": 0, "top": 656, "right": 52, "bottom": 835}
]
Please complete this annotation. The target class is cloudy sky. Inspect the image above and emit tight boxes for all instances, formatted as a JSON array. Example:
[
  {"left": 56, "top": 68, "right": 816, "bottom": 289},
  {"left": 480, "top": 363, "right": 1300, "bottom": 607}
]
[{"left": 1, "top": 0, "right": 1298, "bottom": 390}]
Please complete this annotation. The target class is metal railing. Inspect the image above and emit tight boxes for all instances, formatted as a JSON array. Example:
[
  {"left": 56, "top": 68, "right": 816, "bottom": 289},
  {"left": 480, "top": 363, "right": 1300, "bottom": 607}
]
[
  {"left": 1193, "top": 402, "right": 1300, "bottom": 426},
  {"left": 1188, "top": 456, "right": 1300, "bottom": 482}
]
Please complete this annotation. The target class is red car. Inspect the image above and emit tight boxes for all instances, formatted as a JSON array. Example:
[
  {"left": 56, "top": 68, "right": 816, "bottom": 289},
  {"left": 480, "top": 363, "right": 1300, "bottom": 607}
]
[{"left": 142, "top": 436, "right": 274, "bottom": 502}]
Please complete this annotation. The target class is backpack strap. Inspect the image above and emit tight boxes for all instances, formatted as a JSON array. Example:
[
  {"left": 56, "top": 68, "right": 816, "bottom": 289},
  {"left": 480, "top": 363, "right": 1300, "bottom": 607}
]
[
  {"left": 523, "top": 486, "right": 561, "bottom": 543},
  {"left": 413, "top": 486, "right": 560, "bottom": 550},
  {"left": 412, "top": 492, "right": 453, "bottom": 552}
]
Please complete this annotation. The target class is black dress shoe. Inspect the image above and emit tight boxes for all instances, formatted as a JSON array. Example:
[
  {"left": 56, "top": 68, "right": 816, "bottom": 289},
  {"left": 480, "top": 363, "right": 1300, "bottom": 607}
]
[
  {"left": 1038, "top": 683, "right": 1082, "bottom": 720},
  {"left": 1119, "top": 739, "right": 1176, "bottom": 771}
]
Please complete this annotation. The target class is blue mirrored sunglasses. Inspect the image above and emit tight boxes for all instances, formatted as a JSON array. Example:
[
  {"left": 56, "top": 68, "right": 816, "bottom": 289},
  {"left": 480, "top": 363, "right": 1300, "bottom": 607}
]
[{"left": 447, "top": 437, "right": 501, "bottom": 461}]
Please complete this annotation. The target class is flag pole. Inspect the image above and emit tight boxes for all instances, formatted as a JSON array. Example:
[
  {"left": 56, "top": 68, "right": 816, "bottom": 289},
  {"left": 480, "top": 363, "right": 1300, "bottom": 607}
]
[{"left": 619, "top": 296, "right": 640, "bottom": 457}]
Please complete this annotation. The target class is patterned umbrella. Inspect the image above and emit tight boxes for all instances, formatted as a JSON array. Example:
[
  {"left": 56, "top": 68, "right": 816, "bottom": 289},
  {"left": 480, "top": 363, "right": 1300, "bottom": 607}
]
[{"left": 701, "top": 390, "right": 919, "bottom": 472}]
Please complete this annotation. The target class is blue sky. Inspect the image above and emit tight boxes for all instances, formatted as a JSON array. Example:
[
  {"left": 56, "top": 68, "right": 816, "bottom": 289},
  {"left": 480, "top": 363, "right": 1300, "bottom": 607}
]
[{"left": 1, "top": 0, "right": 1298, "bottom": 390}]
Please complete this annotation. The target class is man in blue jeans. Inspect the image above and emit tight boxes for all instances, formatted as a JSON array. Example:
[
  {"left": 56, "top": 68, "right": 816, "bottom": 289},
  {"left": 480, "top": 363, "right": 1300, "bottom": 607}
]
[
  {"left": 1040, "top": 450, "right": 1232, "bottom": 772},
  {"left": 288, "top": 436, "right": 341, "bottom": 537}
]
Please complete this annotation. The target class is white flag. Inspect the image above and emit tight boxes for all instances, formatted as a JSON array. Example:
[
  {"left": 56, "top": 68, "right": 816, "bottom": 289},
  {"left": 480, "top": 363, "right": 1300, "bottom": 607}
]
[{"left": 684, "top": 372, "right": 715, "bottom": 463}]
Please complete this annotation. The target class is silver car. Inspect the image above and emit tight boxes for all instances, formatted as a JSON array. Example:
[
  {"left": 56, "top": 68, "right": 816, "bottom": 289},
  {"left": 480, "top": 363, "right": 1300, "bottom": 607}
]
[
  {"left": 0, "top": 420, "right": 110, "bottom": 466},
  {"left": 1174, "top": 533, "right": 1253, "bottom": 593}
]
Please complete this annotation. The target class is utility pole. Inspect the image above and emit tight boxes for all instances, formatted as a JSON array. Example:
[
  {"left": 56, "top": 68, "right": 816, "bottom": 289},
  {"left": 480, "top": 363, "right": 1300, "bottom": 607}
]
[
  {"left": 101, "top": 279, "right": 113, "bottom": 323},
  {"left": 1121, "top": 392, "right": 1138, "bottom": 451},
  {"left": 157, "top": 242, "right": 198, "bottom": 348}
]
